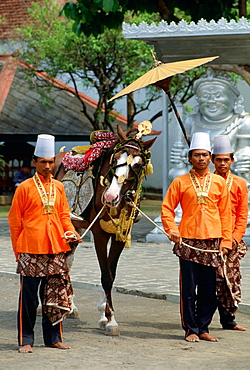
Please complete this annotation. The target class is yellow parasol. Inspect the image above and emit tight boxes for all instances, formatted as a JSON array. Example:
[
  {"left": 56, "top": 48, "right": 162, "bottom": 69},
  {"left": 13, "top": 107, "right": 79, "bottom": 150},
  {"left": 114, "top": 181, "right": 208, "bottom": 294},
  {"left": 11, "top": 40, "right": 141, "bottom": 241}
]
[{"left": 109, "top": 53, "right": 219, "bottom": 145}]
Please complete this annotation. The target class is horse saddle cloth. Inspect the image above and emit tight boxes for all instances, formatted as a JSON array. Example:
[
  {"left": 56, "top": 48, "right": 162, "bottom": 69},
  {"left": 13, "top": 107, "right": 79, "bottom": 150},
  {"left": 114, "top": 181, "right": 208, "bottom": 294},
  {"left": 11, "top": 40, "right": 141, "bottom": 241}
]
[{"left": 62, "top": 167, "right": 94, "bottom": 218}]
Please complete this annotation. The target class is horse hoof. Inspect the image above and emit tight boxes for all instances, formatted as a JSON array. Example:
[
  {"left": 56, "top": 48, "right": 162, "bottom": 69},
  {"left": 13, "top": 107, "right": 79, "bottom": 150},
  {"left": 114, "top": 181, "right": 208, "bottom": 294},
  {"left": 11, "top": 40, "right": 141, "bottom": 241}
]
[
  {"left": 105, "top": 325, "right": 120, "bottom": 336},
  {"left": 98, "top": 319, "right": 108, "bottom": 330}
]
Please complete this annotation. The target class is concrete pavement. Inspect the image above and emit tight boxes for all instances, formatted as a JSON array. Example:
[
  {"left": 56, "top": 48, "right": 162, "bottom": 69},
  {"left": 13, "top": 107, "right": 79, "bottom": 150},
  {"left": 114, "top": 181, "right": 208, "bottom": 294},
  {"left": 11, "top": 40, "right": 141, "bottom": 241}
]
[{"left": 1, "top": 273, "right": 250, "bottom": 370}]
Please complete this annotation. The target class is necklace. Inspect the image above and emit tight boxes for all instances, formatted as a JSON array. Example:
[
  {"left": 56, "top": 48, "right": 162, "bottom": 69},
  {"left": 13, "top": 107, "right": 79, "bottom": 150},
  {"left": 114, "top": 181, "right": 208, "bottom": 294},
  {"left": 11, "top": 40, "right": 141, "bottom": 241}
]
[
  {"left": 33, "top": 172, "right": 56, "bottom": 214},
  {"left": 225, "top": 171, "right": 233, "bottom": 191},
  {"left": 189, "top": 171, "right": 212, "bottom": 204}
]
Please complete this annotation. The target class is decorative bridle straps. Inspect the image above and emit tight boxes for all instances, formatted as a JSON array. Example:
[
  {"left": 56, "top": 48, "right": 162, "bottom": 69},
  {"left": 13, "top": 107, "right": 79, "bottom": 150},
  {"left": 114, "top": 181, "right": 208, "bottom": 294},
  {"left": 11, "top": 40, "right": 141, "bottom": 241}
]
[{"left": 105, "top": 139, "right": 150, "bottom": 185}]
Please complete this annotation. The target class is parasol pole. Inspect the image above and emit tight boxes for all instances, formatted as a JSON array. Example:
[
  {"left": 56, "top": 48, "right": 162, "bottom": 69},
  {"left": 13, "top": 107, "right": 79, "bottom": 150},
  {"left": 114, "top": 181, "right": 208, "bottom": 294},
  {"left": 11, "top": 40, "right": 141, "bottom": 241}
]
[
  {"left": 166, "top": 90, "right": 190, "bottom": 146},
  {"left": 153, "top": 77, "right": 190, "bottom": 147},
  {"left": 150, "top": 50, "right": 190, "bottom": 146}
]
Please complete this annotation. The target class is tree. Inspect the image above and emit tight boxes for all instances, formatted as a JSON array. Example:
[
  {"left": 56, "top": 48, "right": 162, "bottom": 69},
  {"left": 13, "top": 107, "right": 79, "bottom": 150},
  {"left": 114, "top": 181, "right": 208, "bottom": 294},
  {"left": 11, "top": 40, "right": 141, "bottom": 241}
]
[
  {"left": 60, "top": 1, "right": 250, "bottom": 92},
  {"left": 13, "top": 0, "right": 162, "bottom": 131},
  {"left": 60, "top": 0, "right": 247, "bottom": 38}
]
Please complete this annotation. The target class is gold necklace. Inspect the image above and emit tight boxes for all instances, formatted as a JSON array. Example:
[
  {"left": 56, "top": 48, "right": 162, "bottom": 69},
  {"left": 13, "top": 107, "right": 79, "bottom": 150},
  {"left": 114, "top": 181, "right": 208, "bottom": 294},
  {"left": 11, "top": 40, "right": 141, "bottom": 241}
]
[
  {"left": 33, "top": 172, "right": 56, "bottom": 214},
  {"left": 189, "top": 171, "right": 212, "bottom": 204},
  {"left": 225, "top": 170, "right": 233, "bottom": 191}
]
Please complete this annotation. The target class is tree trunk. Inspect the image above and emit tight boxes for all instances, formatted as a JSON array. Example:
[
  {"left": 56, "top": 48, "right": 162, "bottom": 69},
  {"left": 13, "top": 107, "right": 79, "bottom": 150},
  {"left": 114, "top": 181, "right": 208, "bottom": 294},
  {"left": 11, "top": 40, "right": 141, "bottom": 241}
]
[
  {"left": 156, "top": 0, "right": 179, "bottom": 22},
  {"left": 127, "top": 92, "right": 135, "bottom": 128},
  {"left": 239, "top": 0, "right": 247, "bottom": 17}
]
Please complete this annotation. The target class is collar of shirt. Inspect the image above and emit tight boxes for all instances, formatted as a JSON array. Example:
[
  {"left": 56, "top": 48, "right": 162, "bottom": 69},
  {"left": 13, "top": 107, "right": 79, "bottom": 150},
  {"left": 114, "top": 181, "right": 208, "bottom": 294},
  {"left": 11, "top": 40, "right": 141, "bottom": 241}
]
[
  {"left": 190, "top": 167, "right": 210, "bottom": 178},
  {"left": 36, "top": 172, "right": 53, "bottom": 184},
  {"left": 214, "top": 170, "right": 229, "bottom": 180}
]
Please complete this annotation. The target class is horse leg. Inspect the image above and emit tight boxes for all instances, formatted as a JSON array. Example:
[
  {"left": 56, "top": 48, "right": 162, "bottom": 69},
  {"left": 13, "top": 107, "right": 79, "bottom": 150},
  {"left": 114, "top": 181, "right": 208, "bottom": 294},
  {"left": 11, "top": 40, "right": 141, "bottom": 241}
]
[
  {"left": 92, "top": 227, "right": 114, "bottom": 329},
  {"left": 97, "top": 289, "right": 119, "bottom": 335},
  {"left": 97, "top": 290, "right": 108, "bottom": 329},
  {"left": 104, "top": 238, "right": 125, "bottom": 335},
  {"left": 92, "top": 224, "right": 124, "bottom": 335}
]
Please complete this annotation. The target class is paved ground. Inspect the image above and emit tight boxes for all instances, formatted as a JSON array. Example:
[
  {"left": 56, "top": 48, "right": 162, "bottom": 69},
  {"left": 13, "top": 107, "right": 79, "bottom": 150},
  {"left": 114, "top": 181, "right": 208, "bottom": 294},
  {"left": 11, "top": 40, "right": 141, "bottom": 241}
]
[
  {"left": 1, "top": 212, "right": 250, "bottom": 369},
  {"left": 1, "top": 274, "right": 250, "bottom": 370}
]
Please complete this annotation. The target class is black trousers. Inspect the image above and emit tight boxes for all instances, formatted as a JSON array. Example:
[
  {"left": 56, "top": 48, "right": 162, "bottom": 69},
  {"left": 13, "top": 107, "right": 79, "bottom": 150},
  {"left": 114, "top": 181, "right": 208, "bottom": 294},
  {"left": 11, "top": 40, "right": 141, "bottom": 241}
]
[
  {"left": 218, "top": 301, "right": 237, "bottom": 329},
  {"left": 18, "top": 275, "right": 62, "bottom": 346},
  {"left": 179, "top": 258, "right": 217, "bottom": 336}
]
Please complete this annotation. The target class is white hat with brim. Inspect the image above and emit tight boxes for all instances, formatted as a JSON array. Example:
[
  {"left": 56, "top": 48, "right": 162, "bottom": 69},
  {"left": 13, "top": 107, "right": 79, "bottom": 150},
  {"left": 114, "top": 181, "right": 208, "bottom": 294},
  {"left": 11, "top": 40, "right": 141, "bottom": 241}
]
[
  {"left": 213, "top": 135, "right": 233, "bottom": 154},
  {"left": 34, "top": 134, "right": 55, "bottom": 158},
  {"left": 189, "top": 132, "right": 211, "bottom": 152}
]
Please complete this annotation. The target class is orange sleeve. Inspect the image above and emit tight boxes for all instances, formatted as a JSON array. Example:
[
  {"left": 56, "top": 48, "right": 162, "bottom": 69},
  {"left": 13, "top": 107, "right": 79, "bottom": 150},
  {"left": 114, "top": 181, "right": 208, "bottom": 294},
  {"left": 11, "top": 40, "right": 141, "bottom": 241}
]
[
  {"left": 57, "top": 183, "right": 77, "bottom": 234},
  {"left": 8, "top": 185, "right": 25, "bottom": 257},
  {"left": 218, "top": 182, "right": 233, "bottom": 250},
  {"left": 233, "top": 179, "right": 248, "bottom": 242},
  {"left": 161, "top": 179, "right": 180, "bottom": 235}
]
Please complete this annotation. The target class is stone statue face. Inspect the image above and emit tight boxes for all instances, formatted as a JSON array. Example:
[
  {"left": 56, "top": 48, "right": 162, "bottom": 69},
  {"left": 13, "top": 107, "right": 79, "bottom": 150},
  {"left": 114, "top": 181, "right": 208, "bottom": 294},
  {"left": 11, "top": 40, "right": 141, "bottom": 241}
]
[{"left": 196, "top": 82, "right": 236, "bottom": 121}]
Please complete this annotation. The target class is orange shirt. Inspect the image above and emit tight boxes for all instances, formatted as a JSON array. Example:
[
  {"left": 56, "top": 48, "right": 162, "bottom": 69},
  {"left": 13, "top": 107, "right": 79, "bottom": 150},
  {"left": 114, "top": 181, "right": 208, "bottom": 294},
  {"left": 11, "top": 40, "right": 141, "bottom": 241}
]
[
  {"left": 217, "top": 171, "right": 248, "bottom": 243},
  {"left": 8, "top": 173, "right": 76, "bottom": 255},
  {"left": 161, "top": 169, "right": 232, "bottom": 249}
]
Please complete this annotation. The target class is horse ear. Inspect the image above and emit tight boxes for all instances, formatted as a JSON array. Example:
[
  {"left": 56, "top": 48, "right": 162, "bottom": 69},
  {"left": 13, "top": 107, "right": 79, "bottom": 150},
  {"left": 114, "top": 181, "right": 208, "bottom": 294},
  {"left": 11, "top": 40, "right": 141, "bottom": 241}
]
[
  {"left": 142, "top": 137, "right": 157, "bottom": 151},
  {"left": 117, "top": 124, "right": 128, "bottom": 141}
]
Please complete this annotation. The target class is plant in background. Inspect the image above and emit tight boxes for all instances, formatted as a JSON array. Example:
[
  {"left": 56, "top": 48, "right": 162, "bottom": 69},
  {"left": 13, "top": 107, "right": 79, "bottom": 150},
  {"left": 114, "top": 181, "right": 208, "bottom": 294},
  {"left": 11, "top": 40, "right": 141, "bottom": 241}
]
[
  {"left": 11, "top": 0, "right": 162, "bottom": 130},
  {"left": 0, "top": 156, "right": 4, "bottom": 177}
]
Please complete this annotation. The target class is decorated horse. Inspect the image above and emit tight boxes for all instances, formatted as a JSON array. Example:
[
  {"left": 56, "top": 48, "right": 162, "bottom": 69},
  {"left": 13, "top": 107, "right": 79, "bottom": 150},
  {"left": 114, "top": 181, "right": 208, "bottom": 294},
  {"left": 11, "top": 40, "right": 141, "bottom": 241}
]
[{"left": 54, "top": 123, "right": 156, "bottom": 335}]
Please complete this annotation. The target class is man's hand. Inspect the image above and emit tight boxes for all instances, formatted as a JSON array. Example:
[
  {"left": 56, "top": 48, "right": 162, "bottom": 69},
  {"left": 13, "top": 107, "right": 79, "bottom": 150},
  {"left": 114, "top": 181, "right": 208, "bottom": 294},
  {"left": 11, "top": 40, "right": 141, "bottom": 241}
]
[
  {"left": 168, "top": 232, "right": 182, "bottom": 244},
  {"left": 62, "top": 231, "right": 82, "bottom": 243},
  {"left": 72, "top": 231, "right": 82, "bottom": 243}
]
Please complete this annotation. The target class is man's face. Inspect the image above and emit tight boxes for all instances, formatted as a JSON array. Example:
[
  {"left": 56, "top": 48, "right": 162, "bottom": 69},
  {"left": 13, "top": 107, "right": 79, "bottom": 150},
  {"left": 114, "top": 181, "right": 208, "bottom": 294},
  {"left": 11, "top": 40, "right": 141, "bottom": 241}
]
[
  {"left": 196, "top": 82, "right": 236, "bottom": 121},
  {"left": 212, "top": 154, "right": 234, "bottom": 175},
  {"left": 188, "top": 150, "right": 211, "bottom": 170},
  {"left": 32, "top": 157, "right": 55, "bottom": 177}
]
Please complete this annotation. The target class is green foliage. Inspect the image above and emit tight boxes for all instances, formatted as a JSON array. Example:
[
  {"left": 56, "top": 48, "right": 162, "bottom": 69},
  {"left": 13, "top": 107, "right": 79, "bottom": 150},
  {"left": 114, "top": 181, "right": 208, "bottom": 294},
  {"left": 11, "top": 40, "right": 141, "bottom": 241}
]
[
  {"left": 0, "top": 159, "right": 4, "bottom": 177},
  {"left": 60, "top": 0, "right": 156, "bottom": 37},
  {"left": 169, "top": 0, "right": 237, "bottom": 22},
  {"left": 170, "top": 66, "right": 207, "bottom": 104},
  {"left": 0, "top": 15, "right": 6, "bottom": 25},
  {"left": 14, "top": 0, "right": 161, "bottom": 130},
  {"left": 60, "top": 0, "right": 241, "bottom": 37},
  {"left": 124, "top": 11, "right": 162, "bottom": 25}
]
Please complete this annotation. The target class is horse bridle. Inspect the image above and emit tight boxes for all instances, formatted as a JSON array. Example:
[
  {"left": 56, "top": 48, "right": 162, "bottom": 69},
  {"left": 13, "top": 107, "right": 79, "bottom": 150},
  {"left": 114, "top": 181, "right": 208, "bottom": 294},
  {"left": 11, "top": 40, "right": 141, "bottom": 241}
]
[{"left": 102, "top": 139, "right": 150, "bottom": 190}]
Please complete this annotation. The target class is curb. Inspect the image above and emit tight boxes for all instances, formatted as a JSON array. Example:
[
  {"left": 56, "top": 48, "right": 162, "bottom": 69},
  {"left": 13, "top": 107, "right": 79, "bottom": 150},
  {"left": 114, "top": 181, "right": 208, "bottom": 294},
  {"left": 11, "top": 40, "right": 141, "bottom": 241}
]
[{"left": 2, "top": 270, "right": 250, "bottom": 316}]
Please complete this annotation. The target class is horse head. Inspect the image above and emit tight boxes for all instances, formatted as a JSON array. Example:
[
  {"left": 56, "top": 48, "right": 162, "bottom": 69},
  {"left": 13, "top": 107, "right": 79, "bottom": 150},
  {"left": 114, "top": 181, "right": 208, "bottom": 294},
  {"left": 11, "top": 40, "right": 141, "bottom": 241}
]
[{"left": 103, "top": 125, "right": 156, "bottom": 208}]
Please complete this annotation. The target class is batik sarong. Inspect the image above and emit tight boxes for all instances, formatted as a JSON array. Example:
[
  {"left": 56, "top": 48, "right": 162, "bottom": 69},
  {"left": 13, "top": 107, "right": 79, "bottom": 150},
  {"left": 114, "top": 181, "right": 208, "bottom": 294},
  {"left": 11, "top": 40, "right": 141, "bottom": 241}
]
[
  {"left": 174, "top": 238, "right": 247, "bottom": 315},
  {"left": 17, "top": 253, "right": 73, "bottom": 324},
  {"left": 216, "top": 240, "right": 247, "bottom": 314}
]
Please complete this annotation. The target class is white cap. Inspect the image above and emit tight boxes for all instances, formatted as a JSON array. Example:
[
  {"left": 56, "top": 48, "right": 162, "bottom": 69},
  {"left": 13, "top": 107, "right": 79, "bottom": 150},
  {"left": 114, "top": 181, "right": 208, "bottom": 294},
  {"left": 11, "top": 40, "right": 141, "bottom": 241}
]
[
  {"left": 189, "top": 132, "right": 211, "bottom": 152},
  {"left": 213, "top": 135, "right": 233, "bottom": 154},
  {"left": 34, "top": 134, "right": 55, "bottom": 158}
]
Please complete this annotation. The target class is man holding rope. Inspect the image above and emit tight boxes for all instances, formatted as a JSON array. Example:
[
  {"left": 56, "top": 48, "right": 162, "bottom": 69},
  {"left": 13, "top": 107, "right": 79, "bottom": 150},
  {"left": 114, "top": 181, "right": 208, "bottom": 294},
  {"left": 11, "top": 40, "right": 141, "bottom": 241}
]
[
  {"left": 212, "top": 135, "right": 248, "bottom": 331},
  {"left": 8, "top": 134, "right": 81, "bottom": 353},
  {"left": 161, "top": 132, "right": 232, "bottom": 343}
]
